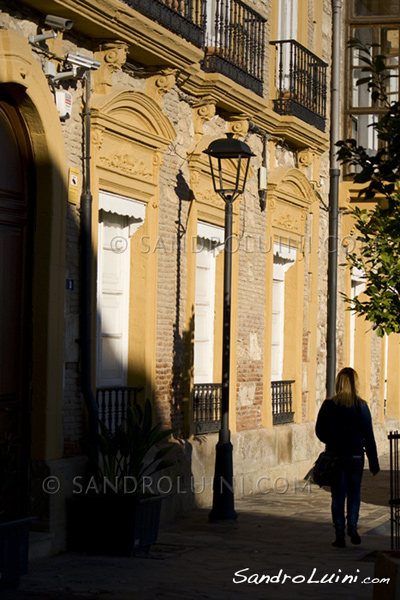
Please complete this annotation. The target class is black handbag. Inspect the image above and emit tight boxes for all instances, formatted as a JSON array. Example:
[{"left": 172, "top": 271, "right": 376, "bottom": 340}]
[{"left": 306, "top": 450, "right": 341, "bottom": 487}]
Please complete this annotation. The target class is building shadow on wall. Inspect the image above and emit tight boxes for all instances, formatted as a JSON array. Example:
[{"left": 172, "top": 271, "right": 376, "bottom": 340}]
[
  {"left": 89, "top": 168, "right": 199, "bottom": 521},
  {"left": 169, "top": 170, "right": 193, "bottom": 431}
]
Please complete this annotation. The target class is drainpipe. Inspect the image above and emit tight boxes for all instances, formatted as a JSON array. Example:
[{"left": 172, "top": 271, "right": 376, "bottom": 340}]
[
  {"left": 80, "top": 70, "right": 98, "bottom": 454},
  {"left": 326, "top": 0, "right": 342, "bottom": 397}
]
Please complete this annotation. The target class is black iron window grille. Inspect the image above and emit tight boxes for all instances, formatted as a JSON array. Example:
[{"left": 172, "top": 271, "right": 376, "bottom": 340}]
[
  {"left": 121, "top": 0, "right": 206, "bottom": 47},
  {"left": 389, "top": 430, "right": 400, "bottom": 550},
  {"left": 271, "top": 380, "right": 295, "bottom": 425},
  {"left": 271, "top": 40, "right": 327, "bottom": 132},
  {"left": 202, "top": 0, "right": 266, "bottom": 96},
  {"left": 96, "top": 386, "right": 144, "bottom": 434},
  {"left": 193, "top": 383, "right": 222, "bottom": 434}
]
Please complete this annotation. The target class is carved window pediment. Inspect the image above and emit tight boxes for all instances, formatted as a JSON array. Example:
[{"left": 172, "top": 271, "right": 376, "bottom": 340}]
[
  {"left": 91, "top": 90, "right": 175, "bottom": 151},
  {"left": 267, "top": 167, "right": 315, "bottom": 237},
  {"left": 91, "top": 91, "right": 175, "bottom": 196}
]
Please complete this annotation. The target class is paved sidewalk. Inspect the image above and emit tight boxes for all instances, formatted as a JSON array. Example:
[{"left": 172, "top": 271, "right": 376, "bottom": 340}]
[{"left": 4, "top": 456, "right": 393, "bottom": 600}]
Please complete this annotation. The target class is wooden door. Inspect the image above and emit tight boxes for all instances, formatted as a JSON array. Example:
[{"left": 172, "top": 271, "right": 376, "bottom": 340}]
[{"left": 0, "top": 94, "right": 33, "bottom": 519}]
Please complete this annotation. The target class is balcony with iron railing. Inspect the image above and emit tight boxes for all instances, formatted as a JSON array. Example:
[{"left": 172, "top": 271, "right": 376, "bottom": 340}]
[
  {"left": 193, "top": 383, "right": 222, "bottom": 434},
  {"left": 203, "top": 0, "right": 266, "bottom": 96},
  {"left": 271, "top": 40, "right": 327, "bottom": 132},
  {"left": 96, "top": 386, "right": 144, "bottom": 434},
  {"left": 122, "top": 0, "right": 266, "bottom": 96},
  {"left": 121, "top": 0, "right": 206, "bottom": 47},
  {"left": 271, "top": 380, "right": 295, "bottom": 425},
  {"left": 193, "top": 380, "right": 295, "bottom": 432}
]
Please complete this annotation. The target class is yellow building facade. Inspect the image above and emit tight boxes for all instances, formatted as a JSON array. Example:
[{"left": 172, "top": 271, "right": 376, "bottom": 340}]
[
  {"left": 0, "top": 0, "right": 395, "bottom": 553},
  {"left": 339, "top": 1, "right": 400, "bottom": 427}
]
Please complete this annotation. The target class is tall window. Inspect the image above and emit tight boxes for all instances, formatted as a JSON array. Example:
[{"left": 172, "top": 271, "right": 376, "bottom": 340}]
[
  {"left": 270, "top": 243, "right": 296, "bottom": 381},
  {"left": 96, "top": 191, "right": 145, "bottom": 388},
  {"left": 277, "top": 0, "right": 298, "bottom": 91},
  {"left": 349, "top": 267, "right": 366, "bottom": 368},
  {"left": 353, "top": 1, "right": 400, "bottom": 16},
  {"left": 346, "top": 1, "right": 400, "bottom": 159},
  {"left": 206, "top": 0, "right": 218, "bottom": 45},
  {"left": 278, "top": 0, "right": 297, "bottom": 40},
  {"left": 194, "top": 222, "right": 224, "bottom": 384}
]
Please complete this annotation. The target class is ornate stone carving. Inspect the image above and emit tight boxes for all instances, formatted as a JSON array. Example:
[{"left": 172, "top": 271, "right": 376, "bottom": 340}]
[
  {"left": 93, "top": 42, "right": 128, "bottom": 94},
  {"left": 145, "top": 68, "right": 178, "bottom": 104},
  {"left": 153, "top": 152, "right": 162, "bottom": 166},
  {"left": 193, "top": 98, "right": 216, "bottom": 142},
  {"left": 92, "top": 126, "right": 105, "bottom": 150},
  {"left": 273, "top": 211, "right": 301, "bottom": 232},
  {"left": 298, "top": 148, "right": 316, "bottom": 169},
  {"left": 99, "top": 146, "right": 153, "bottom": 179},
  {"left": 195, "top": 189, "right": 225, "bottom": 209},
  {"left": 190, "top": 171, "right": 200, "bottom": 186},
  {"left": 226, "top": 114, "right": 249, "bottom": 137}
]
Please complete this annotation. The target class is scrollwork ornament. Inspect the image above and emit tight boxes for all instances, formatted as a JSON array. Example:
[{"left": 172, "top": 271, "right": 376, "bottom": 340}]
[
  {"left": 153, "top": 152, "right": 162, "bottom": 166},
  {"left": 92, "top": 127, "right": 104, "bottom": 150},
  {"left": 146, "top": 69, "right": 178, "bottom": 104},
  {"left": 193, "top": 99, "right": 216, "bottom": 141},
  {"left": 104, "top": 49, "right": 119, "bottom": 64},
  {"left": 93, "top": 41, "right": 128, "bottom": 94},
  {"left": 190, "top": 171, "right": 200, "bottom": 186},
  {"left": 226, "top": 115, "right": 249, "bottom": 137},
  {"left": 298, "top": 148, "right": 315, "bottom": 168}
]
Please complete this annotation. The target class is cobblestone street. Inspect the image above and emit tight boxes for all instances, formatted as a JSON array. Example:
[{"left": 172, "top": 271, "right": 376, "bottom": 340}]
[{"left": 3, "top": 456, "right": 393, "bottom": 600}]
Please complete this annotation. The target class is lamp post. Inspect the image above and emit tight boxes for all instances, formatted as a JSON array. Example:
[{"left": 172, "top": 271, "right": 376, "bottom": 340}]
[{"left": 203, "top": 133, "right": 255, "bottom": 521}]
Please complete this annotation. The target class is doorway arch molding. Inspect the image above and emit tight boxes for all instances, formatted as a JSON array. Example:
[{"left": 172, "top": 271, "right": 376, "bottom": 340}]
[{"left": 0, "top": 30, "right": 68, "bottom": 461}]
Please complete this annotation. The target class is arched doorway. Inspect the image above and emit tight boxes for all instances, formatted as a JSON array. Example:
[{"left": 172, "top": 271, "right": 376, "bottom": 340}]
[{"left": 0, "top": 92, "right": 34, "bottom": 519}]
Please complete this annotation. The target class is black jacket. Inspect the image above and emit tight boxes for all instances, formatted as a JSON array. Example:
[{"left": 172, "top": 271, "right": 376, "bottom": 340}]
[{"left": 316, "top": 398, "right": 380, "bottom": 473}]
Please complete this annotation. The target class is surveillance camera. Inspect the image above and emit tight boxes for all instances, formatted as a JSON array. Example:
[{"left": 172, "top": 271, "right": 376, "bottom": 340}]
[
  {"left": 44, "top": 15, "right": 74, "bottom": 31},
  {"left": 66, "top": 52, "right": 101, "bottom": 71}
]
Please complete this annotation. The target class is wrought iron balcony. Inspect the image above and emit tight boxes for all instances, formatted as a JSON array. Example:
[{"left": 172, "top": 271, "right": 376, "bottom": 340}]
[
  {"left": 97, "top": 386, "right": 144, "bottom": 433},
  {"left": 271, "top": 380, "right": 295, "bottom": 425},
  {"left": 202, "top": 0, "right": 266, "bottom": 96},
  {"left": 121, "top": 0, "right": 206, "bottom": 47},
  {"left": 271, "top": 40, "right": 327, "bottom": 132},
  {"left": 193, "top": 383, "right": 222, "bottom": 434}
]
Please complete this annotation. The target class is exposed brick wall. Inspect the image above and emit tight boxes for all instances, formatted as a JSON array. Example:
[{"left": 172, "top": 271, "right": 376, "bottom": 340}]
[
  {"left": 235, "top": 133, "right": 267, "bottom": 431},
  {"left": 155, "top": 89, "right": 194, "bottom": 433}
]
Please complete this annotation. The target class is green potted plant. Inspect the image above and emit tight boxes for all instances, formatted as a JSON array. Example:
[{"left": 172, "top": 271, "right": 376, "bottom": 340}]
[
  {"left": 0, "top": 435, "right": 34, "bottom": 594},
  {"left": 68, "top": 398, "right": 175, "bottom": 556}
]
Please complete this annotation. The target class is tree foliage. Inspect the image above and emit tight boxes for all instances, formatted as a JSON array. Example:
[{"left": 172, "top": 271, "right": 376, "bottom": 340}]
[{"left": 336, "top": 38, "right": 400, "bottom": 336}]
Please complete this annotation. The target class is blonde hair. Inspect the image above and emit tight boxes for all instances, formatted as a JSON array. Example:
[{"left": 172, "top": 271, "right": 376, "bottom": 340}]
[{"left": 333, "top": 367, "right": 362, "bottom": 407}]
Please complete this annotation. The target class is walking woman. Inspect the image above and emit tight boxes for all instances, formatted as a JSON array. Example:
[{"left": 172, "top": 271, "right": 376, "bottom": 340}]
[{"left": 316, "top": 367, "right": 380, "bottom": 548}]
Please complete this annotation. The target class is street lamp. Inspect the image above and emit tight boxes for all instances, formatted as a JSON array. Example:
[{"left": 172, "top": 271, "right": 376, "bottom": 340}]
[{"left": 203, "top": 133, "right": 255, "bottom": 521}]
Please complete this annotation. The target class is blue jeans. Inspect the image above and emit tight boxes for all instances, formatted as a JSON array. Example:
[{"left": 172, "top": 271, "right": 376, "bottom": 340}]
[{"left": 331, "top": 455, "right": 365, "bottom": 536}]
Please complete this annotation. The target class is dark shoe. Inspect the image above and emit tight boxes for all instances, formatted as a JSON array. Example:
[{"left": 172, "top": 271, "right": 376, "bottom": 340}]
[
  {"left": 332, "top": 537, "right": 346, "bottom": 548},
  {"left": 348, "top": 529, "right": 361, "bottom": 545}
]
